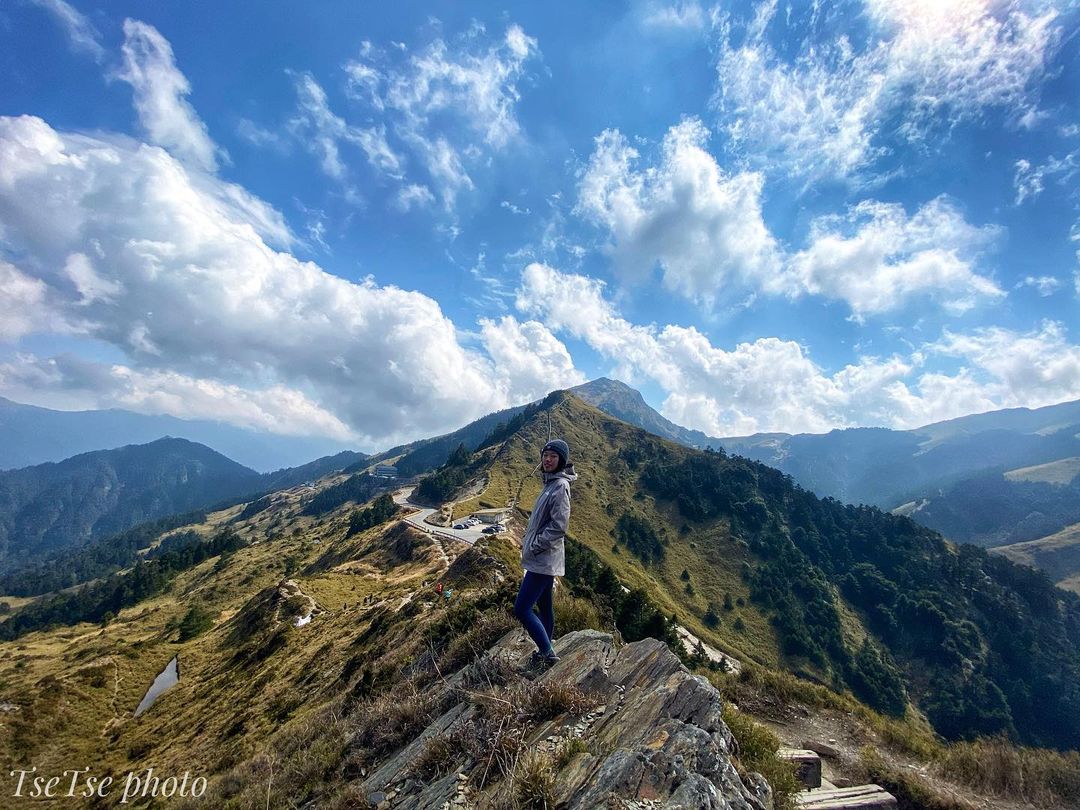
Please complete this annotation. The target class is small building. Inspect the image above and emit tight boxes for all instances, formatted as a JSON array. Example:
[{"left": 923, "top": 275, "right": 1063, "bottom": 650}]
[
  {"left": 374, "top": 464, "right": 398, "bottom": 478},
  {"left": 473, "top": 508, "right": 510, "bottom": 524}
]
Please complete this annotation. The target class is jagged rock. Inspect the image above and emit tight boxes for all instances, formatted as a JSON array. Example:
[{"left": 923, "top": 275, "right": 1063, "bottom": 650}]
[{"left": 359, "top": 629, "right": 767, "bottom": 809}]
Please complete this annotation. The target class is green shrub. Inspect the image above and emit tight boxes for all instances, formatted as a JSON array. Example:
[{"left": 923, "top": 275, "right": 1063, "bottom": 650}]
[{"left": 721, "top": 704, "right": 800, "bottom": 810}]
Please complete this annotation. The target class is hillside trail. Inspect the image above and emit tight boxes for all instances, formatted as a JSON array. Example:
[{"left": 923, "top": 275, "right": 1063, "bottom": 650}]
[{"left": 758, "top": 703, "right": 1044, "bottom": 810}]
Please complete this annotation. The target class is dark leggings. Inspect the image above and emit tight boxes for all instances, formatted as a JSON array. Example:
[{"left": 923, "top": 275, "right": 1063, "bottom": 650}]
[{"left": 514, "top": 571, "right": 555, "bottom": 654}]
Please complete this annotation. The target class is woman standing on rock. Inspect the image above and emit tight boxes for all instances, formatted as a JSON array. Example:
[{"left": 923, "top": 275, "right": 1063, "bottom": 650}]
[{"left": 515, "top": 439, "right": 577, "bottom": 669}]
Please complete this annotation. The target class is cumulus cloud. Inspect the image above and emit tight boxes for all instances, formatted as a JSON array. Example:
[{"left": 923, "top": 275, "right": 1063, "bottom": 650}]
[
  {"left": 517, "top": 263, "right": 1080, "bottom": 436},
  {"left": 0, "top": 115, "right": 571, "bottom": 445},
  {"left": 0, "top": 354, "right": 355, "bottom": 440},
  {"left": 576, "top": 119, "right": 781, "bottom": 306},
  {"left": 117, "top": 19, "right": 222, "bottom": 172},
  {"left": 577, "top": 122, "right": 1001, "bottom": 316},
  {"left": 713, "top": 0, "right": 1063, "bottom": 182},
  {"left": 479, "top": 317, "right": 586, "bottom": 402},
  {"left": 786, "top": 197, "right": 1004, "bottom": 317},
  {"left": 0, "top": 260, "right": 65, "bottom": 341},
  {"left": 29, "top": 0, "right": 104, "bottom": 61}
]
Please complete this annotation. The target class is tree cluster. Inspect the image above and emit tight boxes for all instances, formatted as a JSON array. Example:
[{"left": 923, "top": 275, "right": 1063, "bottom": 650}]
[
  {"left": 0, "top": 511, "right": 206, "bottom": 597},
  {"left": 302, "top": 473, "right": 379, "bottom": 516},
  {"left": 565, "top": 538, "right": 678, "bottom": 648},
  {"left": 635, "top": 444, "right": 1080, "bottom": 749},
  {"left": 613, "top": 511, "right": 666, "bottom": 564},
  {"left": 415, "top": 444, "right": 474, "bottom": 504},
  {"left": 348, "top": 493, "right": 400, "bottom": 536},
  {"left": 0, "top": 528, "right": 247, "bottom": 641}
]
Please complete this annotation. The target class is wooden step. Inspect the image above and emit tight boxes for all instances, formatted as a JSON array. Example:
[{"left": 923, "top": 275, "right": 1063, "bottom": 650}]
[
  {"left": 777, "top": 747, "right": 822, "bottom": 789},
  {"left": 796, "top": 784, "right": 897, "bottom": 809}
]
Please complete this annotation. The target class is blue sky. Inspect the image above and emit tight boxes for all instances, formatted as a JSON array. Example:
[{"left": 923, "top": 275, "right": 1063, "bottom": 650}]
[{"left": 0, "top": 0, "right": 1078, "bottom": 450}]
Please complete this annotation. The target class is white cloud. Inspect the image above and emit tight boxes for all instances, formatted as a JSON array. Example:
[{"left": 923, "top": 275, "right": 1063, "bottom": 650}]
[
  {"left": 928, "top": 320, "right": 1080, "bottom": 407},
  {"left": 642, "top": 2, "right": 706, "bottom": 31},
  {"left": 1017, "top": 275, "right": 1061, "bottom": 296},
  {"left": 344, "top": 23, "right": 539, "bottom": 209},
  {"left": 577, "top": 122, "right": 1000, "bottom": 316},
  {"left": 1013, "top": 150, "right": 1080, "bottom": 204},
  {"left": 0, "top": 260, "right": 63, "bottom": 341},
  {"left": 576, "top": 119, "right": 781, "bottom": 306},
  {"left": 380, "top": 23, "right": 539, "bottom": 149},
  {"left": 787, "top": 197, "right": 1004, "bottom": 317},
  {"left": 29, "top": 0, "right": 104, "bottom": 61},
  {"left": 409, "top": 135, "right": 473, "bottom": 209},
  {"left": 713, "top": 1, "right": 1063, "bottom": 182},
  {"left": 517, "top": 263, "right": 1080, "bottom": 436},
  {"left": 0, "top": 354, "right": 356, "bottom": 440},
  {"left": 289, "top": 72, "right": 403, "bottom": 181},
  {"left": 63, "top": 252, "right": 122, "bottom": 304},
  {"left": 117, "top": 19, "right": 222, "bottom": 173},
  {"left": 0, "top": 115, "right": 563, "bottom": 445},
  {"left": 394, "top": 183, "right": 435, "bottom": 212},
  {"left": 236, "top": 118, "right": 290, "bottom": 153},
  {"left": 479, "top": 317, "right": 586, "bottom": 402}
]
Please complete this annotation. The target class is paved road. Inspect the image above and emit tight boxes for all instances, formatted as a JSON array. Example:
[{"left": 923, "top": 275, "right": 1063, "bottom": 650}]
[{"left": 393, "top": 487, "right": 493, "bottom": 544}]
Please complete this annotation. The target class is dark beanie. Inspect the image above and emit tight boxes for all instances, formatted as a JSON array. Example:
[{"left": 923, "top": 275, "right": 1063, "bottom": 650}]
[{"left": 542, "top": 439, "right": 570, "bottom": 469}]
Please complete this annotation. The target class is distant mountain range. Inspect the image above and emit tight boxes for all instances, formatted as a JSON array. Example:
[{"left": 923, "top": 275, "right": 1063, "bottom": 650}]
[
  {"left": 720, "top": 398, "right": 1080, "bottom": 510},
  {"left": 5, "top": 381, "right": 1079, "bottom": 586},
  {"left": 0, "top": 397, "right": 353, "bottom": 472},
  {"left": 0, "top": 438, "right": 367, "bottom": 574}
]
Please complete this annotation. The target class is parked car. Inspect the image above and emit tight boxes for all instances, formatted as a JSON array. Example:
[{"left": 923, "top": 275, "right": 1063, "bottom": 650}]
[
  {"left": 484, "top": 524, "right": 507, "bottom": 534},
  {"left": 453, "top": 523, "right": 468, "bottom": 530}
]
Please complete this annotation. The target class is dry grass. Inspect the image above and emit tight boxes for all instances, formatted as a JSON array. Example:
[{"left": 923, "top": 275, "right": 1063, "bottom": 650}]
[
  {"left": 721, "top": 703, "right": 800, "bottom": 810},
  {"left": 518, "top": 679, "right": 599, "bottom": 723},
  {"left": 408, "top": 733, "right": 458, "bottom": 782},
  {"left": 454, "top": 675, "right": 599, "bottom": 795},
  {"left": 937, "top": 737, "right": 1080, "bottom": 808},
  {"left": 711, "top": 663, "right": 939, "bottom": 759},
  {"left": 514, "top": 749, "right": 556, "bottom": 809},
  {"left": 351, "top": 683, "right": 454, "bottom": 763},
  {"left": 859, "top": 747, "right": 974, "bottom": 810},
  {"left": 553, "top": 588, "right": 605, "bottom": 634}
]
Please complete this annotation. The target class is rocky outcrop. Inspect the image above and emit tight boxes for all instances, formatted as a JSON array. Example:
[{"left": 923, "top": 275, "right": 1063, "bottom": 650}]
[{"left": 359, "top": 629, "right": 769, "bottom": 809}]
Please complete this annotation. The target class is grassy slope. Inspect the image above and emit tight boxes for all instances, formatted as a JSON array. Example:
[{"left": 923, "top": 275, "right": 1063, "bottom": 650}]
[
  {"left": 1004, "top": 457, "right": 1080, "bottom": 485},
  {"left": 1, "top": 392, "right": 1076, "bottom": 809},
  {"left": 993, "top": 521, "right": 1080, "bottom": 587},
  {"left": 0, "top": 473, "right": 442, "bottom": 793},
  {"left": 454, "top": 395, "right": 783, "bottom": 670}
]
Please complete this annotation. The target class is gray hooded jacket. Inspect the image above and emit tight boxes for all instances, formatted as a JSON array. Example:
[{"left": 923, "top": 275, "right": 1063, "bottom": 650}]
[{"left": 520, "top": 464, "right": 577, "bottom": 577}]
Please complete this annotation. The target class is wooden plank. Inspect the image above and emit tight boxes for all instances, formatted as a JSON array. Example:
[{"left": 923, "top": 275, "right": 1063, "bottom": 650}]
[
  {"left": 777, "top": 748, "right": 822, "bottom": 789},
  {"left": 796, "top": 784, "right": 897, "bottom": 809}
]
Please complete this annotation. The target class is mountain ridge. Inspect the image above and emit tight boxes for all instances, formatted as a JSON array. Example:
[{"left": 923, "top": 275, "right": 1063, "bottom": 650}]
[{"left": 0, "top": 396, "right": 353, "bottom": 472}]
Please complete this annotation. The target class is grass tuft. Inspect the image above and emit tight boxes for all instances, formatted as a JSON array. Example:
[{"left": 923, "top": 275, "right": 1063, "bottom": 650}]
[{"left": 721, "top": 703, "right": 800, "bottom": 810}]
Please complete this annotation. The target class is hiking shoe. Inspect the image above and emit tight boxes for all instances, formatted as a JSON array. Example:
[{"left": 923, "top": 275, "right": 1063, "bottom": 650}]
[{"left": 518, "top": 650, "right": 559, "bottom": 677}]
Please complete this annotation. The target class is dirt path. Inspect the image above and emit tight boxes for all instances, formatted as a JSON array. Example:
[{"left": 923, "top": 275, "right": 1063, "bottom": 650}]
[{"left": 755, "top": 702, "right": 1044, "bottom": 810}]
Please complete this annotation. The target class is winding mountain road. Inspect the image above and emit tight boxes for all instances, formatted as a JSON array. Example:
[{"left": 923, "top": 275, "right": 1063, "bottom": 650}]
[{"left": 392, "top": 487, "right": 490, "bottom": 544}]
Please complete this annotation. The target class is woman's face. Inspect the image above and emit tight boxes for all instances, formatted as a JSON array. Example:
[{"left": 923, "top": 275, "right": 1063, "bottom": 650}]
[{"left": 541, "top": 449, "right": 561, "bottom": 473}]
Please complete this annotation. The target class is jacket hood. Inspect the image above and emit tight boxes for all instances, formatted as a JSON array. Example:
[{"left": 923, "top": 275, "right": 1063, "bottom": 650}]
[{"left": 544, "top": 463, "right": 577, "bottom": 483}]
